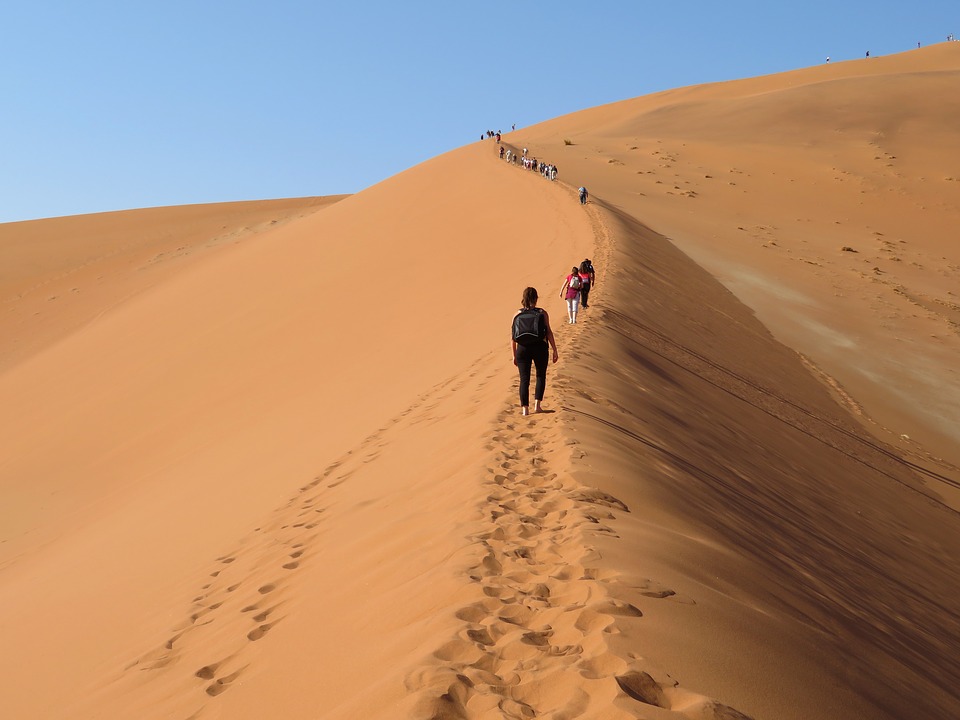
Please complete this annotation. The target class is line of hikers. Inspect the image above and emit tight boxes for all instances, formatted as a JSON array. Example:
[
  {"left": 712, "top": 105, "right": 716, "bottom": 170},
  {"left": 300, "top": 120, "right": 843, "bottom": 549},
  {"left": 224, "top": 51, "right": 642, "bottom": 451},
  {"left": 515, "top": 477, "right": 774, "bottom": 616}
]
[
  {"left": 496, "top": 145, "right": 590, "bottom": 205},
  {"left": 498, "top": 145, "right": 558, "bottom": 181},
  {"left": 510, "top": 259, "right": 596, "bottom": 415}
]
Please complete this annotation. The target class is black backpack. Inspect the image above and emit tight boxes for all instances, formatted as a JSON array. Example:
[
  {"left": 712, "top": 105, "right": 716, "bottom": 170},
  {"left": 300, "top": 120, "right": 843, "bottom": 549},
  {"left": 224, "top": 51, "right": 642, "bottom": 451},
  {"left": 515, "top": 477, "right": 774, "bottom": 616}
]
[{"left": 512, "top": 308, "right": 546, "bottom": 345}]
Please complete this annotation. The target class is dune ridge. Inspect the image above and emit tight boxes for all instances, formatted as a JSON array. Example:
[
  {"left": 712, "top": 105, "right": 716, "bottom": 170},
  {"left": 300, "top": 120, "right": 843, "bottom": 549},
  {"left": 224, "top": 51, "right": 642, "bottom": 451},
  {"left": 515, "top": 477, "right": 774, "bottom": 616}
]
[{"left": 79, "top": 200, "right": 771, "bottom": 720}]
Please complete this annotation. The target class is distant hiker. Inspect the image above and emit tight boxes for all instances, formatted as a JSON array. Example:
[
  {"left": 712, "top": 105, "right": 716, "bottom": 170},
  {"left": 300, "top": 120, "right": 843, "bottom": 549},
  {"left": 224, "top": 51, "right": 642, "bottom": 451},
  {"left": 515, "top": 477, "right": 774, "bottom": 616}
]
[
  {"left": 560, "top": 266, "right": 583, "bottom": 324},
  {"left": 578, "top": 259, "right": 595, "bottom": 308},
  {"left": 578, "top": 186, "right": 588, "bottom": 205},
  {"left": 512, "top": 123, "right": 516, "bottom": 131},
  {"left": 496, "top": 132, "right": 501, "bottom": 144},
  {"left": 866, "top": 50, "right": 870, "bottom": 57},
  {"left": 826, "top": 56, "right": 830, "bottom": 63},
  {"left": 511, "top": 287, "right": 558, "bottom": 416},
  {"left": 500, "top": 146, "right": 505, "bottom": 159}
]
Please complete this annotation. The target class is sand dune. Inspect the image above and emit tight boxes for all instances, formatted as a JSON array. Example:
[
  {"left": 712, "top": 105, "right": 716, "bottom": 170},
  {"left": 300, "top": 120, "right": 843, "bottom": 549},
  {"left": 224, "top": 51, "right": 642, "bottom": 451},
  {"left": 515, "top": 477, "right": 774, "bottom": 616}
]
[
  {"left": 0, "top": 197, "right": 344, "bottom": 373},
  {"left": 2, "top": 44, "right": 959, "bottom": 720}
]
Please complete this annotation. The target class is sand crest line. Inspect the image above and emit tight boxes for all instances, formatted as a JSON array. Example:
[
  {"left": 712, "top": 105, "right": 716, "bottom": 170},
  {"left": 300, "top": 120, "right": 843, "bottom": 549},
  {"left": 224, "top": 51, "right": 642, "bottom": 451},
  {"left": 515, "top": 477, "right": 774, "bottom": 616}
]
[{"left": 404, "top": 195, "right": 754, "bottom": 719}]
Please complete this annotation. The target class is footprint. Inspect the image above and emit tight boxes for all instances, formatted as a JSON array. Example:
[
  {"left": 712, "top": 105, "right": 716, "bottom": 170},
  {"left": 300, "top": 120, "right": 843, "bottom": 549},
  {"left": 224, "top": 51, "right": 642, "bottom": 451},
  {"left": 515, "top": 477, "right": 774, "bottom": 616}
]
[
  {"left": 247, "top": 623, "right": 273, "bottom": 641},
  {"left": 570, "top": 488, "right": 629, "bottom": 512},
  {"left": 592, "top": 599, "right": 643, "bottom": 617},
  {"left": 574, "top": 608, "right": 615, "bottom": 633},
  {"left": 702, "top": 702, "right": 755, "bottom": 720},
  {"left": 498, "top": 605, "right": 535, "bottom": 626},
  {"left": 455, "top": 605, "right": 490, "bottom": 623},
  {"left": 521, "top": 629, "right": 553, "bottom": 646},
  {"left": 433, "top": 639, "right": 485, "bottom": 664},
  {"left": 195, "top": 664, "right": 219, "bottom": 680},
  {"left": 615, "top": 671, "right": 666, "bottom": 707},
  {"left": 466, "top": 627, "right": 496, "bottom": 646},
  {"left": 164, "top": 631, "right": 185, "bottom": 650},
  {"left": 205, "top": 669, "right": 243, "bottom": 696},
  {"left": 252, "top": 607, "right": 275, "bottom": 623}
]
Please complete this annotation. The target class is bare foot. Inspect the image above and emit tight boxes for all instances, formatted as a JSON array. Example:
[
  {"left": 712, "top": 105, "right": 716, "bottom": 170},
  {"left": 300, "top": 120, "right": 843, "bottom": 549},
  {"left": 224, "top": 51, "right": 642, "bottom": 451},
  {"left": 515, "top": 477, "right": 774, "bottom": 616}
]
[
  {"left": 533, "top": 402, "right": 543, "bottom": 413},
  {"left": 521, "top": 407, "right": 530, "bottom": 416}
]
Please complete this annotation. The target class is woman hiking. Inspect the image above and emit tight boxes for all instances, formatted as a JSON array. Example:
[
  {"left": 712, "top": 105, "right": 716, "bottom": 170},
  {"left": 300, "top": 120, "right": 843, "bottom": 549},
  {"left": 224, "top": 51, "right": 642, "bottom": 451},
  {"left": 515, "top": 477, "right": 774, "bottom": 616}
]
[
  {"left": 511, "top": 287, "right": 559, "bottom": 416},
  {"left": 559, "top": 266, "right": 583, "bottom": 323},
  {"left": 578, "top": 259, "right": 595, "bottom": 308}
]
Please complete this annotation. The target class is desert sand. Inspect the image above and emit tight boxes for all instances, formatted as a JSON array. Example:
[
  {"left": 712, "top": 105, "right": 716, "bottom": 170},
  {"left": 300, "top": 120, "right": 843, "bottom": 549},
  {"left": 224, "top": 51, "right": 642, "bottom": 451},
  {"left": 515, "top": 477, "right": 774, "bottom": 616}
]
[{"left": 1, "top": 44, "right": 959, "bottom": 720}]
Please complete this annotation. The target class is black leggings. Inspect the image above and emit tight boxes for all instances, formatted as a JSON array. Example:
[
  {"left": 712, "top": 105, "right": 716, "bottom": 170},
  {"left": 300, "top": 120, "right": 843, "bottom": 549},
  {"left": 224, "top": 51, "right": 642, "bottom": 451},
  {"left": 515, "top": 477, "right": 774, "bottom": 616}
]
[
  {"left": 515, "top": 341, "right": 548, "bottom": 407},
  {"left": 580, "top": 281, "right": 591, "bottom": 307}
]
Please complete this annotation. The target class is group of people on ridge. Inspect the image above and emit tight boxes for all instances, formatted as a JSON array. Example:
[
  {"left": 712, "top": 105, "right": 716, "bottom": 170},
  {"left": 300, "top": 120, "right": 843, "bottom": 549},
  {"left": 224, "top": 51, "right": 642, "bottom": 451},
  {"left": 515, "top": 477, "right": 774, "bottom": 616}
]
[
  {"left": 510, "top": 259, "right": 596, "bottom": 416},
  {"left": 499, "top": 145, "right": 558, "bottom": 181}
]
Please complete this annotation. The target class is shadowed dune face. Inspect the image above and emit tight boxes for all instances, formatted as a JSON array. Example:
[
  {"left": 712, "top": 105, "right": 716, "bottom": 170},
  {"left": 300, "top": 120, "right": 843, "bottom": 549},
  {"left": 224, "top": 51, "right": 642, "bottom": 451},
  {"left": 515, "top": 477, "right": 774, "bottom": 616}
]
[
  {"left": 555, "top": 204, "right": 960, "bottom": 720},
  {"left": 2, "top": 44, "right": 960, "bottom": 720}
]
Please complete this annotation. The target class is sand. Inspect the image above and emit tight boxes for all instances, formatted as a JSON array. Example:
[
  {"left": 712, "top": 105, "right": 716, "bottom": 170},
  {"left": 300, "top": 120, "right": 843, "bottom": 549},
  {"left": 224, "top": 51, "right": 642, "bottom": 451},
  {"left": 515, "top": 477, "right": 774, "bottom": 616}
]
[{"left": 1, "top": 44, "right": 959, "bottom": 720}]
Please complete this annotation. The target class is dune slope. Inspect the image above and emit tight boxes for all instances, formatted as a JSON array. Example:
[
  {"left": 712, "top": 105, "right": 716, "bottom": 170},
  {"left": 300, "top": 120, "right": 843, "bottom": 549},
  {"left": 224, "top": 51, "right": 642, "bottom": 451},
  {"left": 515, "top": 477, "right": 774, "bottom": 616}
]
[
  {"left": 0, "top": 197, "right": 343, "bottom": 373},
  {"left": 0, "top": 143, "right": 589, "bottom": 718},
  {"left": 2, "top": 44, "right": 959, "bottom": 720}
]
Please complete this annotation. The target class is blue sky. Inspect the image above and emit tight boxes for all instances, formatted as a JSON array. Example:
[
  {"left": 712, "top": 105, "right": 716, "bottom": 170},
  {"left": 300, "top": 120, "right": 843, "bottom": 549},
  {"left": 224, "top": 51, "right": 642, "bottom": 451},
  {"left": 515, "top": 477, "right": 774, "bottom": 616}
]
[{"left": 1, "top": 1, "right": 955, "bottom": 223}]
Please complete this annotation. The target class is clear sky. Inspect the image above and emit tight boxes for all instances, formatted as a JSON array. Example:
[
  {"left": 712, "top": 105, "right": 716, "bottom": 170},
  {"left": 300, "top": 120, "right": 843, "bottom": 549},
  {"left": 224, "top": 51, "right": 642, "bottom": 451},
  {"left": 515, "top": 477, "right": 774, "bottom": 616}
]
[{"left": 1, "top": 1, "right": 956, "bottom": 223}]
